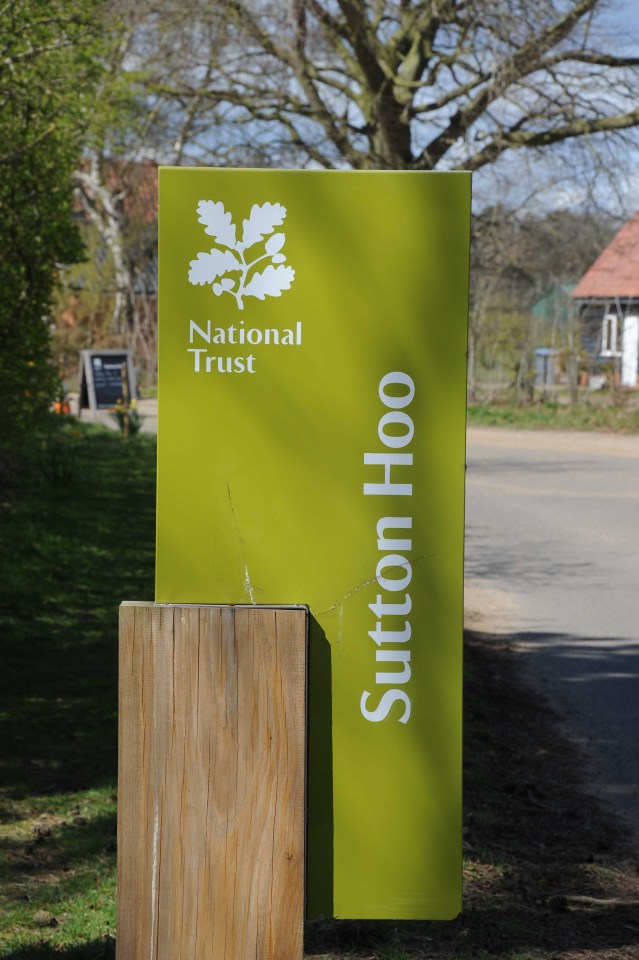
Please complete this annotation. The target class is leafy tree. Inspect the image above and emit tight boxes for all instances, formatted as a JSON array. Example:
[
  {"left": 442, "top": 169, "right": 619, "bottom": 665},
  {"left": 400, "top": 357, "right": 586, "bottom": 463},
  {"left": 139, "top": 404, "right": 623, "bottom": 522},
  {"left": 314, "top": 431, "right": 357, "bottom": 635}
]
[{"left": 0, "top": 0, "right": 108, "bottom": 441}]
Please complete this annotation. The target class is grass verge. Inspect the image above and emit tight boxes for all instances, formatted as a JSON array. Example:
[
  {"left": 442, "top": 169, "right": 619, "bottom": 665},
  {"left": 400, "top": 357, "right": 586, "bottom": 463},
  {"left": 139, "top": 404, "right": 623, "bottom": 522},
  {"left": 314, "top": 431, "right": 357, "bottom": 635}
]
[
  {"left": 467, "top": 401, "right": 639, "bottom": 433},
  {"left": 0, "top": 419, "right": 155, "bottom": 957},
  {"left": 0, "top": 417, "right": 637, "bottom": 958}
]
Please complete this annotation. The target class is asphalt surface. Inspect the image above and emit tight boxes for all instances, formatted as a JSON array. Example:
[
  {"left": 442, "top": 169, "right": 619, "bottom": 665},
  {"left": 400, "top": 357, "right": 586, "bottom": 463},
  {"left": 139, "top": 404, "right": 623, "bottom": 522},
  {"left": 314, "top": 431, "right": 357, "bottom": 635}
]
[
  {"left": 465, "top": 426, "right": 639, "bottom": 838},
  {"left": 79, "top": 400, "right": 638, "bottom": 836}
]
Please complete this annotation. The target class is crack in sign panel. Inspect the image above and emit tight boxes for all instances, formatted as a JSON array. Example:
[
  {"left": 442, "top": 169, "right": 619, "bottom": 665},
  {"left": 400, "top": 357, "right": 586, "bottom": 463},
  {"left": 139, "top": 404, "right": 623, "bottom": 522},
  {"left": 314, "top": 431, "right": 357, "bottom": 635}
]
[
  {"left": 226, "top": 481, "right": 238, "bottom": 523},
  {"left": 317, "top": 555, "right": 431, "bottom": 616},
  {"left": 318, "top": 575, "right": 380, "bottom": 616},
  {"left": 226, "top": 481, "right": 261, "bottom": 604},
  {"left": 225, "top": 482, "right": 434, "bottom": 613},
  {"left": 243, "top": 564, "right": 256, "bottom": 605}
]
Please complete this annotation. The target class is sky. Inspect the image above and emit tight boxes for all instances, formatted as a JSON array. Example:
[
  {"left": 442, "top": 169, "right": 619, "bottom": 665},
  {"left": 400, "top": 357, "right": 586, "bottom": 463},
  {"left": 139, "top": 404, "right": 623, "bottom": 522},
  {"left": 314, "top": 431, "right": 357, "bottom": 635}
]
[{"left": 470, "top": 0, "right": 639, "bottom": 217}]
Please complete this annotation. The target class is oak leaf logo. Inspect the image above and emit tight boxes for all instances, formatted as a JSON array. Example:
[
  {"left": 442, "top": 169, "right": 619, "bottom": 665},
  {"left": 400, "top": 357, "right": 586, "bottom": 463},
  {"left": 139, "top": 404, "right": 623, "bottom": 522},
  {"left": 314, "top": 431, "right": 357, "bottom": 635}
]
[{"left": 188, "top": 200, "right": 295, "bottom": 310}]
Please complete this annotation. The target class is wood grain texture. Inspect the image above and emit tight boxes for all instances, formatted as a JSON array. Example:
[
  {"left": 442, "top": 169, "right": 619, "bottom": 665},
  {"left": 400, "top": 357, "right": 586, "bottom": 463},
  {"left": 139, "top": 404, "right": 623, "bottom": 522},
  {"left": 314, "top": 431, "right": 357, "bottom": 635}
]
[{"left": 118, "top": 604, "right": 307, "bottom": 960}]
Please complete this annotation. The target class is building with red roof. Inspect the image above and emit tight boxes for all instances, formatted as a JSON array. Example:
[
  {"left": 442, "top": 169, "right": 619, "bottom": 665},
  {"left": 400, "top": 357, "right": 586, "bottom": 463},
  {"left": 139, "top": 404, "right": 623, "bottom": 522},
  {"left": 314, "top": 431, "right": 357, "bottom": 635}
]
[{"left": 572, "top": 213, "right": 639, "bottom": 388}]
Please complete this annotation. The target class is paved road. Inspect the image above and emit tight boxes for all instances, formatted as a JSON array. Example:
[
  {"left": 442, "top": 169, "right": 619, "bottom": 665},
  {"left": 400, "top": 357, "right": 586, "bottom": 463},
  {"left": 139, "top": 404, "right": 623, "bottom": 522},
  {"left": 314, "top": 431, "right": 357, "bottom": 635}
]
[
  {"left": 465, "top": 426, "right": 639, "bottom": 837},
  {"left": 76, "top": 403, "right": 638, "bottom": 834}
]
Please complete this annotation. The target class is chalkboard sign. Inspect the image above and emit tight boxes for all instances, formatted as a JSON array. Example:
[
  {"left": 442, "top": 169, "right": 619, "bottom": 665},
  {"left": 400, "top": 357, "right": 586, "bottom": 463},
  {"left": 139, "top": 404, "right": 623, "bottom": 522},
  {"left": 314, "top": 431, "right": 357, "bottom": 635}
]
[{"left": 78, "top": 350, "right": 137, "bottom": 416}]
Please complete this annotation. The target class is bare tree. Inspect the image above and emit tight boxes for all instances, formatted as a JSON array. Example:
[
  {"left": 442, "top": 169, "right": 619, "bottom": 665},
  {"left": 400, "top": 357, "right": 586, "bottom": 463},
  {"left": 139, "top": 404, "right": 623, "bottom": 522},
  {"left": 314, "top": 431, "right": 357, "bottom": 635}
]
[
  {"left": 64, "top": 1, "right": 639, "bottom": 392},
  {"left": 135, "top": 0, "right": 639, "bottom": 177},
  {"left": 469, "top": 202, "right": 618, "bottom": 399},
  {"left": 69, "top": 1, "right": 232, "bottom": 355},
  {"left": 68, "top": 4, "right": 163, "bottom": 380}
]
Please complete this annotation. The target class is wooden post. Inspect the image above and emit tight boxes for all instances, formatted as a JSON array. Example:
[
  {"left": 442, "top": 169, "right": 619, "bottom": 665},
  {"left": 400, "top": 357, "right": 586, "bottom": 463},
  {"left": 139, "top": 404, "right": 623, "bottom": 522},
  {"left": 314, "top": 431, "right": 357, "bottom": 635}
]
[{"left": 117, "top": 603, "right": 307, "bottom": 960}]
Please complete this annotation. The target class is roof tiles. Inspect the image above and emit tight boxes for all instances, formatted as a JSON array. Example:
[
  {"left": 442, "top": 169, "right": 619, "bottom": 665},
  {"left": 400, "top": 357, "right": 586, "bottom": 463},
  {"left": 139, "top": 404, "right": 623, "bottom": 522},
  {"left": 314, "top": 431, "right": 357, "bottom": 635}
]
[{"left": 572, "top": 211, "right": 639, "bottom": 299}]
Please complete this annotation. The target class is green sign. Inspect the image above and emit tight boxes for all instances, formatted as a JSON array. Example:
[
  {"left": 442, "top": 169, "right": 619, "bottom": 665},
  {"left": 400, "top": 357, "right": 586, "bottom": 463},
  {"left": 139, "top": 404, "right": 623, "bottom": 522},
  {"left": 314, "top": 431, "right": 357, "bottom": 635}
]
[{"left": 156, "top": 168, "right": 470, "bottom": 920}]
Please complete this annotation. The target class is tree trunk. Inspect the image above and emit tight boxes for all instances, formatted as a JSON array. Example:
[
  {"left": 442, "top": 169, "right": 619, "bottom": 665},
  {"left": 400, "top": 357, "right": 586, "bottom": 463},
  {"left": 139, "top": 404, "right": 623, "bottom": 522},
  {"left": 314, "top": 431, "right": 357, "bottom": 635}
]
[{"left": 74, "top": 154, "right": 135, "bottom": 338}]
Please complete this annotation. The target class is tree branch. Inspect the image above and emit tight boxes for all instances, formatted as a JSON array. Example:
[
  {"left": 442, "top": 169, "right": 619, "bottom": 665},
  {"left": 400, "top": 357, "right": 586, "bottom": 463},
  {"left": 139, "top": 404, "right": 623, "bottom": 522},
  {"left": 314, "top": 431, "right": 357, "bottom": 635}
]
[{"left": 462, "top": 105, "right": 639, "bottom": 174}]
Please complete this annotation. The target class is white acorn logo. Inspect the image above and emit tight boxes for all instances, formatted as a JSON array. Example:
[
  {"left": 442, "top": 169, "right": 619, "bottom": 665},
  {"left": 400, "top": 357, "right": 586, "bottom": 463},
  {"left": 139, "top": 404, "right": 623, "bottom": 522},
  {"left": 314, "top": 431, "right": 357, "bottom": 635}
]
[{"left": 188, "top": 200, "right": 295, "bottom": 310}]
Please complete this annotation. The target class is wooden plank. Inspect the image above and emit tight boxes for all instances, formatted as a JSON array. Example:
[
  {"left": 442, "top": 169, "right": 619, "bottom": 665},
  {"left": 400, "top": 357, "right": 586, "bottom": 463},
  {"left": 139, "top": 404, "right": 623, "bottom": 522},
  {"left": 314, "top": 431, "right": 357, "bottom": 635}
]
[{"left": 118, "top": 604, "right": 307, "bottom": 960}]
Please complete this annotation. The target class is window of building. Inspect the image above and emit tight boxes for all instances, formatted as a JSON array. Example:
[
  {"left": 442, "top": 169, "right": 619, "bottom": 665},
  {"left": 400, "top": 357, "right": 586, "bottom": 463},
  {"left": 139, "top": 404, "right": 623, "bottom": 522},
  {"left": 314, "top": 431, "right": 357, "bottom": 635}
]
[{"left": 601, "top": 314, "right": 621, "bottom": 356}]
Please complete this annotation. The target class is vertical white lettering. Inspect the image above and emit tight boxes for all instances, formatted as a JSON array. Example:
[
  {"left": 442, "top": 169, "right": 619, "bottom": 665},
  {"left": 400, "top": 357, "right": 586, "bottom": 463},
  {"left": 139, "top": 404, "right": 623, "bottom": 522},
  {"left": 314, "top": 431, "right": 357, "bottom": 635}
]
[
  {"left": 378, "top": 411, "right": 414, "bottom": 448},
  {"left": 376, "top": 554, "right": 412, "bottom": 592},
  {"left": 361, "top": 371, "right": 415, "bottom": 723},
  {"left": 368, "top": 594, "right": 412, "bottom": 618},
  {"left": 360, "top": 689, "right": 411, "bottom": 723},
  {"left": 379, "top": 371, "right": 415, "bottom": 408},
  {"left": 376, "top": 517, "right": 412, "bottom": 552},
  {"left": 375, "top": 649, "right": 411, "bottom": 685},
  {"left": 368, "top": 622, "right": 411, "bottom": 645},
  {"left": 363, "top": 453, "right": 413, "bottom": 496}
]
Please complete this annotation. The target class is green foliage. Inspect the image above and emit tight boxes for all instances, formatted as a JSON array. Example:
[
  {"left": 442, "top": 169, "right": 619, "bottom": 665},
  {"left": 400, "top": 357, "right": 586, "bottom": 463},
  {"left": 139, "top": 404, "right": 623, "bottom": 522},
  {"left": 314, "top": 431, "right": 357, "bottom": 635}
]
[
  {"left": 110, "top": 400, "right": 142, "bottom": 437},
  {"left": 0, "top": 1, "right": 109, "bottom": 441},
  {"left": 0, "top": 422, "right": 155, "bottom": 954}
]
